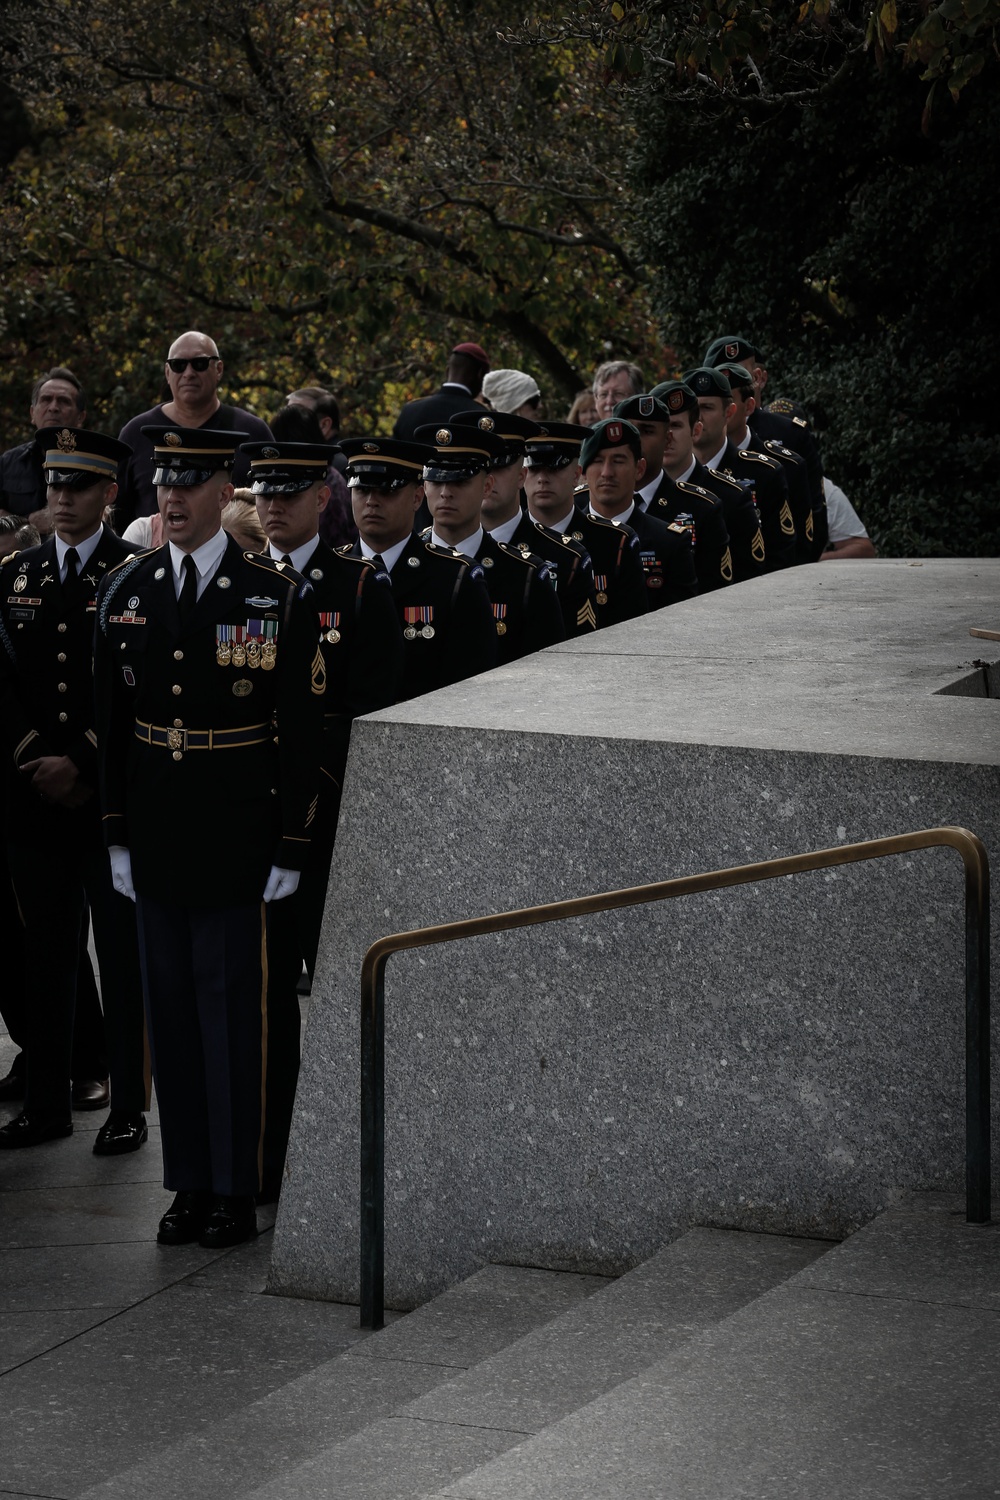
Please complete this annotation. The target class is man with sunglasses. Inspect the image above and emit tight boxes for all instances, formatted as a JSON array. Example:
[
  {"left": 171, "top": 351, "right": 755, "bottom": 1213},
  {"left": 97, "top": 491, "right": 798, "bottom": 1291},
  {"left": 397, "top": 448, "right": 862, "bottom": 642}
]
[{"left": 116, "top": 331, "right": 272, "bottom": 532}]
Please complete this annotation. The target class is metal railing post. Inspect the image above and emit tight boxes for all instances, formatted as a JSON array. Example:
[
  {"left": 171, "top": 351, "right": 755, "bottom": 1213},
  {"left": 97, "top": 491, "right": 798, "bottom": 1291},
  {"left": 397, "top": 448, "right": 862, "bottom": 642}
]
[
  {"left": 360, "top": 950, "right": 385, "bottom": 1330},
  {"left": 359, "top": 827, "right": 990, "bottom": 1328},
  {"left": 964, "top": 837, "right": 991, "bottom": 1223}
]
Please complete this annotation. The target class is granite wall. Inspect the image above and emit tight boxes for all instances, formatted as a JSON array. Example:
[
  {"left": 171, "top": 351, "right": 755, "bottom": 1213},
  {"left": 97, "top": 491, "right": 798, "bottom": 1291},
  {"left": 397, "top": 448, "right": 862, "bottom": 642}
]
[{"left": 269, "top": 562, "right": 1000, "bottom": 1308}]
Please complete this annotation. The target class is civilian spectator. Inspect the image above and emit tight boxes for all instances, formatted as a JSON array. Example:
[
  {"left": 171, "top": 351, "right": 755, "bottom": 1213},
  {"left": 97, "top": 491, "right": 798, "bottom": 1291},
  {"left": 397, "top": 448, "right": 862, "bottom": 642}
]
[
  {"left": 481, "top": 369, "right": 542, "bottom": 418},
  {"left": 393, "top": 341, "right": 491, "bottom": 439},
  {"left": 566, "top": 389, "right": 598, "bottom": 427},
  {"left": 821, "top": 477, "right": 877, "bottom": 558},
  {"left": 0, "top": 516, "right": 41, "bottom": 557},
  {"left": 116, "top": 330, "right": 271, "bottom": 530},
  {"left": 222, "top": 495, "right": 268, "bottom": 552},
  {"left": 0, "top": 367, "right": 87, "bottom": 534},
  {"left": 592, "top": 361, "right": 644, "bottom": 420}
]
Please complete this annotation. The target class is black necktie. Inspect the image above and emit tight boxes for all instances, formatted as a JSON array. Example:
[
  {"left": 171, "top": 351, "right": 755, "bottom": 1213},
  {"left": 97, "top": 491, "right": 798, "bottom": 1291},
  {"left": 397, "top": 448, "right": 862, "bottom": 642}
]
[
  {"left": 280, "top": 553, "right": 292, "bottom": 565},
  {"left": 63, "top": 547, "right": 83, "bottom": 604},
  {"left": 370, "top": 552, "right": 386, "bottom": 573},
  {"left": 179, "top": 554, "right": 198, "bottom": 627}
]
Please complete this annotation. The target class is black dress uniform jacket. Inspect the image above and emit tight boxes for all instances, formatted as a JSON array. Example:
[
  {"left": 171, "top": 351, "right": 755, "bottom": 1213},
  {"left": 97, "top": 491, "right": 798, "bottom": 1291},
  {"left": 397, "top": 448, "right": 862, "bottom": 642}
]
[
  {"left": 623, "top": 504, "right": 699, "bottom": 610},
  {"left": 350, "top": 532, "right": 498, "bottom": 701},
  {"left": 561, "top": 504, "right": 648, "bottom": 629},
  {"left": 94, "top": 537, "right": 326, "bottom": 907},
  {"left": 717, "top": 440, "right": 797, "bottom": 572},
  {"left": 0, "top": 526, "right": 130, "bottom": 839},
  {"left": 644, "top": 471, "right": 733, "bottom": 592},
  {"left": 302, "top": 540, "right": 403, "bottom": 801},
  {"left": 507, "top": 512, "right": 599, "bottom": 637},
  {"left": 260, "top": 539, "right": 401, "bottom": 1199},
  {"left": 0, "top": 525, "right": 146, "bottom": 1120},
  {"left": 748, "top": 432, "right": 824, "bottom": 562},
  {"left": 474, "top": 530, "right": 565, "bottom": 665},
  {"left": 691, "top": 459, "right": 767, "bottom": 584},
  {"left": 750, "top": 406, "right": 825, "bottom": 520}
]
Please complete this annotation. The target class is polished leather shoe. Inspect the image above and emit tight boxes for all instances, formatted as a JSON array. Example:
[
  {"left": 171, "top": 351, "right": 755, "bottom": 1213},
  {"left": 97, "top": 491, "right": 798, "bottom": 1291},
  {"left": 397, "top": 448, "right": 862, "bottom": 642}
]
[
  {"left": 0, "top": 1111, "right": 73, "bottom": 1148},
  {"left": 157, "top": 1190, "right": 212, "bottom": 1245},
  {"left": 199, "top": 1195, "right": 258, "bottom": 1249},
  {"left": 72, "top": 1077, "right": 110, "bottom": 1111},
  {"left": 0, "top": 1055, "right": 26, "bottom": 1103},
  {"left": 93, "top": 1111, "right": 148, "bottom": 1156}
]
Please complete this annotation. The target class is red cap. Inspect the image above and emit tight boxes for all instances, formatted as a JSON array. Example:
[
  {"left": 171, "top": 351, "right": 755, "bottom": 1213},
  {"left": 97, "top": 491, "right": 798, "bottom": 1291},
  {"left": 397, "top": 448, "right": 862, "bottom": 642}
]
[{"left": 451, "top": 341, "right": 490, "bottom": 370}]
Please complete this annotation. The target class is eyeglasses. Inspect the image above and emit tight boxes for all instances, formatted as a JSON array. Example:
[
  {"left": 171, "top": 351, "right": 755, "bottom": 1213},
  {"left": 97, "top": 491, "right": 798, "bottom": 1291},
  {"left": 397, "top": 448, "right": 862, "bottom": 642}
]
[{"left": 166, "top": 356, "right": 219, "bottom": 373}]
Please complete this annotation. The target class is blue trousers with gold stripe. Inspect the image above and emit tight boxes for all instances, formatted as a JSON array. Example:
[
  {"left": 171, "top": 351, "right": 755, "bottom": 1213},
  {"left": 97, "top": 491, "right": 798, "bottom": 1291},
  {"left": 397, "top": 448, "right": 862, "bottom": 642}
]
[{"left": 136, "top": 896, "right": 267, "bottom": 1197}]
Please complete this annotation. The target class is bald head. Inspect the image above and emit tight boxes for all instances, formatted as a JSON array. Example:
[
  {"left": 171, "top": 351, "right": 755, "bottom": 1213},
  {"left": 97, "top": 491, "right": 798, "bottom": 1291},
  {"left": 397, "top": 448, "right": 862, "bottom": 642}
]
[
  {"left": 163, "top": 330, "right": 223, "bottom": 419},
  {"left": 167, "top": 330, "right": 220, "bottom": 360}
]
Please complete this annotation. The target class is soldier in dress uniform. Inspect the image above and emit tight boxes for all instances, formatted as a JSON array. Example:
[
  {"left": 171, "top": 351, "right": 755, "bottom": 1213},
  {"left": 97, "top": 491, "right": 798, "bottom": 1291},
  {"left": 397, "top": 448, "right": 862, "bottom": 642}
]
[
  {"left": 649, "top": 380, "right": 765, "bottom": 586},
  {"left": 94, "top": 427, "right": 326, "bottom": 1248},
  {"left": 416, "top": 421, "right": 566, "bottom": 665},
  {"left": 243, "top": 439, "right": 403, "bottom": 1200},
  {"left": 685, "top": 367, "right": 796, "bottom": 572},
  {"left": 580, "top": 418, "right": 698, "bottom": 610},
  {"left": 0, "top": 427, "right": 148, "bottom": 1152},
  {"left": 764, "top": 394, "right": 829, "bottom": 558},
  {"left": 612, "top": 393, "right": 732, "bottom": 594},
  {"left": 714, "top": 363, "right": 815, "bottom": 565},
  {"left": 716, "top": 362, "right": 808, "bottom": 565},
  {"left": 522, "top": 422, "right": 648, "bottom": 629},
  {"left": 450, "top": 408, "right": 599, "bottom": 640},
  {"left": 341, "top": 436, "right": 498, "bottom": 699},
  {"left": 703, "top": 335, "right": 826, "bottom": 549}
]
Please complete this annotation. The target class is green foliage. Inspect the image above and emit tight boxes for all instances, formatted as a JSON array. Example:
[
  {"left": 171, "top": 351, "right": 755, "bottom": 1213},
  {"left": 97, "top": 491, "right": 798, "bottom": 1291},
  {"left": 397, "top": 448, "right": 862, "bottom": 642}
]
[
  {"left": 0, "top": 0, "right": 659, "bottom": 446},
  {"left": 633, "top": 50, "right": 1000, "bottom": 555}
]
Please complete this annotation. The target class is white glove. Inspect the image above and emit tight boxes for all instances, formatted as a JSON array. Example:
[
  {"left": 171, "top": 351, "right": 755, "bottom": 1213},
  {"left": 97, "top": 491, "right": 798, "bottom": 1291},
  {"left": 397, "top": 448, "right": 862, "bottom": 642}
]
[
  {"left": 263, "top": 865, "right": 300, "bottom": 902},
  {"left": 109, "top": 845, "right": 136, "bottom": 902}
]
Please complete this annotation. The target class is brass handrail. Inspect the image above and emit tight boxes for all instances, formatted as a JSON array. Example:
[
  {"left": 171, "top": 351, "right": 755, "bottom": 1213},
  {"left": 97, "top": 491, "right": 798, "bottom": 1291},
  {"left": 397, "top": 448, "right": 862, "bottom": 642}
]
[{"left": 361, "top": 826, "right": 991, "bottom": 1329}]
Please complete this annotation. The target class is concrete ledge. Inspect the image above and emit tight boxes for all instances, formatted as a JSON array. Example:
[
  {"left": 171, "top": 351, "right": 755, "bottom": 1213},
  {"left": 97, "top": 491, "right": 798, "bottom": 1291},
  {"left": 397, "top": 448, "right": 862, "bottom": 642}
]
[{"left": 270, "top": 562, "right": 1000, "bottom": 1307}]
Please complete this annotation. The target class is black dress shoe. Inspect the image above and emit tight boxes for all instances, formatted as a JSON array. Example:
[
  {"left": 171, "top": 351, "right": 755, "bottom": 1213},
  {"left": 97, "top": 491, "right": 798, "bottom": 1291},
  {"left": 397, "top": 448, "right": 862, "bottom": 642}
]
[
  {"left": 72, "top": 1077, "right": 111, "bottom": 1111},
  {"left": 157, "top": 1190, "right": 212, "bottom": 1245},
  {"left": 93, "top": 1111, "right": 148, "bottom": 1156},
  {"left": 199, "top": 1195, "right": 258, "bottom": 1249},
  {"left": 0, "top": 1054, "right": 26, "bottom": 1103},
  {"left": 0, "top": 1111, "right": 73, "bottom": 1148}
]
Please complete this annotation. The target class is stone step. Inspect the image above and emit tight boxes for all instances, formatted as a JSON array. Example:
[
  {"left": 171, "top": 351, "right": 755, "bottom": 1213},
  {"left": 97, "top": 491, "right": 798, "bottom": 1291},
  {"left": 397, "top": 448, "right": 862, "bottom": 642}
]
[
  {"left": 233, "top": 1227, "right": 831, "bottom": 1500},
  {"left": 427, "top": 1195, "right": 1000, "bottom": 1500},
  {"left": 76, "top": 1261, "right": 607, "bottom": 1500}
]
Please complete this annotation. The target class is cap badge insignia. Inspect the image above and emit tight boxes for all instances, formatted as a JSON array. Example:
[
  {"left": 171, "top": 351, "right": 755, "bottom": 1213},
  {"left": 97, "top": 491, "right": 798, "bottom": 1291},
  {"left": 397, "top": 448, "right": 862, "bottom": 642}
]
[
  {"left": 606, "top": 421, "right": 622, "bottom": 442},
  {"left": 638, "top": 397, "right": 654, "bottom": 417},
  {"left": 667, "top": 391, "right": 685, "bottom": 412},
  {"left": 436, "top": 428, "right": 452, "bottom": 445},
  {"left": 725, "top": 342, "right": 740, "bottom": 359},
  {"left": 56, "top": 428, "right": 76, "bottom": 452},
  {"left": 262, "top": 446, "right": 279, "bottom": 460},
  {"left": 363, "top": 442, "right": 379, "bottom": 453},
  {"left": 478, "top": 416, "right": 495, "bottom": 432},
  {"left": 165, "top": 431, "right": 182, "bottom": 446}
]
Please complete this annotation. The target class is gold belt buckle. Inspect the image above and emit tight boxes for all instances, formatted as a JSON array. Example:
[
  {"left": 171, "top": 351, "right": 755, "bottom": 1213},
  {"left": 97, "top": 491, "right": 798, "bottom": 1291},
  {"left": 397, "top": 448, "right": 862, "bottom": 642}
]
[{"left": 166, "top": 727, "right": 186, "bottom": 751}]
